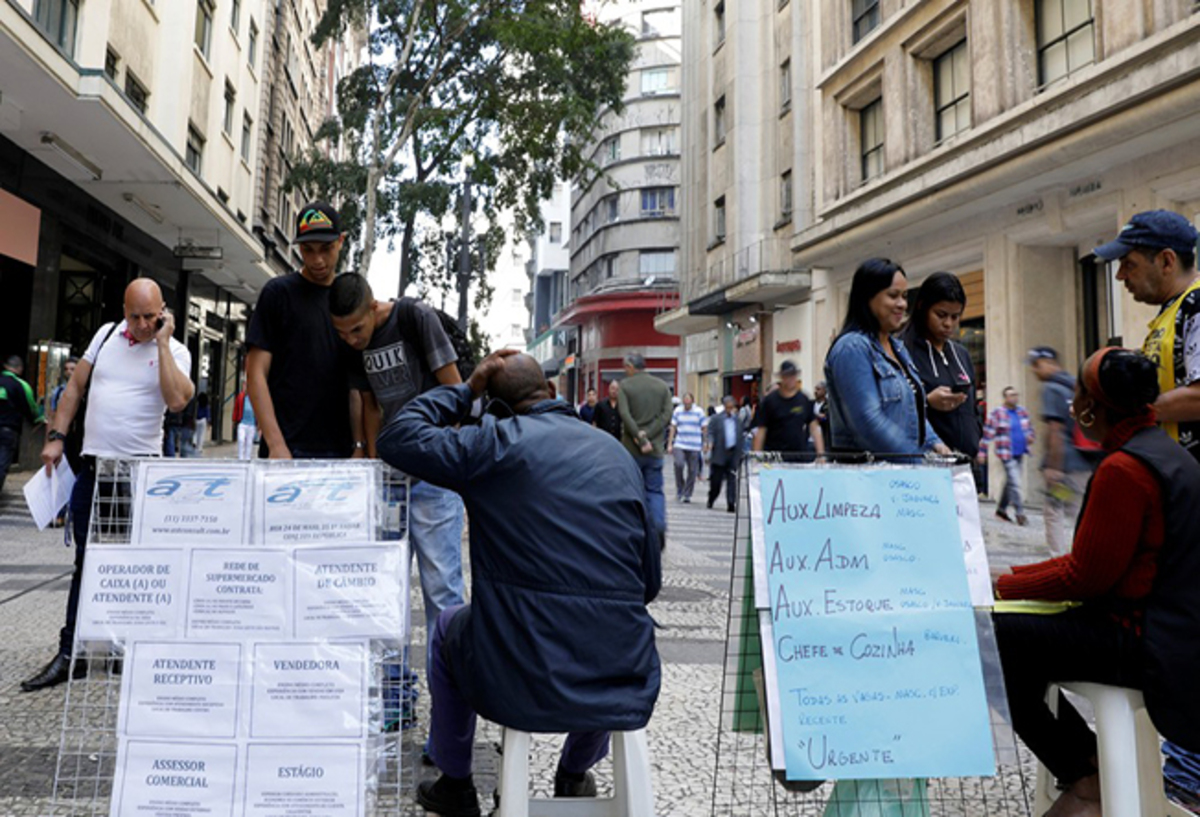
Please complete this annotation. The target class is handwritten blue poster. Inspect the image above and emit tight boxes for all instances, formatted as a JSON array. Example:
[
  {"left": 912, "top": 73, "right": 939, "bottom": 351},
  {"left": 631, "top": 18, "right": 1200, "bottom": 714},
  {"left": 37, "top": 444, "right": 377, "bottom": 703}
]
[{"left": 758, "top": 466, "right": 994, "bottom": 780}]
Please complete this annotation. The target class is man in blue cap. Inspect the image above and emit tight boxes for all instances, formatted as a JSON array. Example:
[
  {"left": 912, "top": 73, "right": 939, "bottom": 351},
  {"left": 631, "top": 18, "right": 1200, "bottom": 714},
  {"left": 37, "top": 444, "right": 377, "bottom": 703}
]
[{"left": 1094, "top": 208, "right": 1200, "bottom": 811}]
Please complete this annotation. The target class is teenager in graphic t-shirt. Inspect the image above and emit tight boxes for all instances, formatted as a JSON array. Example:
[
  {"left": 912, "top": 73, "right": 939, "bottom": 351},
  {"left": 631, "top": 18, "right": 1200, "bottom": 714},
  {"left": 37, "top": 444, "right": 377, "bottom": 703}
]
[
  {"left": 329, "top": 271, "right": 465, "bottom": 738},
  {"left": 245, "top": 201, "right": 355, "bottom": 459}
]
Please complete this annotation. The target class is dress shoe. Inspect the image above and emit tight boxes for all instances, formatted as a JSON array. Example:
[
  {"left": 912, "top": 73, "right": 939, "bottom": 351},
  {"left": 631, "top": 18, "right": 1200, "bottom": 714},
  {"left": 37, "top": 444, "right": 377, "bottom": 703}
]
[
  {"left": 21, "top": 653, "right": 87, "bottom": 692},
  {"left": 554, "top": 769, "right": 597, "bottom": 798},
  {"left": 995, "top": 509, "right": 1012, "bottom": 523},
  {"left": 1016, "top": 514, "right": 1028, "bottom": 526},
  {"left": 416, "top": 775, "right": 481, "bottom": 817},
  {"left": 706, "top": 499, "right": 714, "bottom": 509},
  {"left": 727, "top": 506, "right": 736, "bottom": 513}
]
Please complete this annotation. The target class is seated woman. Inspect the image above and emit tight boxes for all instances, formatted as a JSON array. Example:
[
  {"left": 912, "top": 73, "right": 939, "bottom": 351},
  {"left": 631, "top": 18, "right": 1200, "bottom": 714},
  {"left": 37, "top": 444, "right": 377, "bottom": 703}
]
[{"left": 993, "top": 348, "right": 1200, "bottom": 817}]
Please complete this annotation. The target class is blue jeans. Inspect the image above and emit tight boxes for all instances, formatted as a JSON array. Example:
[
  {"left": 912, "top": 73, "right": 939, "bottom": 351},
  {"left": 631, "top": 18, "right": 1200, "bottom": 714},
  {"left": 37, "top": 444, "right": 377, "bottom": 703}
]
[
  {"left": 383, "top": 479, "right": 465, "bottom": 725},
  {"left": 633, "top": 455, "right": 665, "bottom": 538},
  {"left": 998, "top": 456, "right": 1025, "bottom": 516},
  {"left": 0, "top": 426, "right": 17, "bottom": 493}
]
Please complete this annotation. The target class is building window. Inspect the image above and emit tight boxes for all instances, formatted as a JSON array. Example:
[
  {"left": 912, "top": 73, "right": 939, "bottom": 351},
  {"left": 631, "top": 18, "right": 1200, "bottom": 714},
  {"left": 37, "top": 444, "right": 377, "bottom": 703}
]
[
  {"left": 715, "top": 1, "right": 726, "bottom": 47},
  {"left": 640, "top": 187, "right": 676, "bottom": 217},
  {"left": 1036, "top": 0, "right": 1094, "bottom": 87},
  {"left": 714, "top": 96, "right": 727, "bottom": 144},
  {"left": 217, "top": 187, "right": 230, "bottom": 205},
  {"left": 223, "top": 82, "right": 237, "bottom": 135},
  {"left": 241, "top": 112, "right": 253, "bottom": 162},
  {"left": 104, "top": 47, "right": 120, "bottom": 81},
  {"left": 714, "top": 196, "right": 727, "bottom": 242},
  {"left": 602, "top": 136, "right": 620, "bottom": 165},
  {"left": 511, "top": 289, "right": 523, "bottom": 304},
  {"left": 186, "top": 123, "right": 205, "bottom": 174},
  {"left": 780, "top": 171, "right": 793, "bottom": 219},
  {"left": 641, "top": 9, "right": 678, "bottom": 37},
  {"left": 641, "top": 67, "right": 670, "bottom": 95},
  {"left": 604, "top": 195, "right": 619, "bottom": 223},
  {"left": 605, "top": 256, "right": 616, "bottom": 279},
  {"left": 780, "top": 60, "right": 792, "bottom": 112},
  {"left": 549, "top": 222, "right": 562, "bottom": 243},
  {"left": 248, "top": 20, "right": 259, "bottom": 69},
  {"left": 125, "top": 71, "right": 149, "bottom": 114},
  {"left": 934, "top": 40, "right": 970, "bottom": 142},
  {"left": 641, "top": 127, "right": 677, "bottom": 156},
  {"left": 230, "top": 0, "right": 240, "bottom": 33},
  {"left": 860, "top": 98, "right": 884, "bottom": 182},
  {"left": 195, "top": 0, "right": 215, "bottom": 60},
  {"left": 852, "top": 0, "right": 880, "bottom": 44},
  {"left": 639, "top": 251, "right": 676, "bottom": 276},
  {"left": 33, "top": 0, "right": 79, "bottom": 56}
]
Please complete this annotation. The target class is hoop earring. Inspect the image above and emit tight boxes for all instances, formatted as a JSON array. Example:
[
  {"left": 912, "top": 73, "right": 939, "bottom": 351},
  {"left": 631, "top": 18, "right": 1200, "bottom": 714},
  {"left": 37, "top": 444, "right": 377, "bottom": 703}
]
[{"left": 1078, "top": 408, "right": 1096, "bottom": 428}]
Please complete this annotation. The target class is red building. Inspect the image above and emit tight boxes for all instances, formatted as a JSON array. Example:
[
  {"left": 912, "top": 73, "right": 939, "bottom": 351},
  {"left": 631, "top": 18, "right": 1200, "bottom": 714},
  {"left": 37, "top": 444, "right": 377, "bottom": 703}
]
[{"left": 553, "top": 290, "right": 681, "bottom": 402}]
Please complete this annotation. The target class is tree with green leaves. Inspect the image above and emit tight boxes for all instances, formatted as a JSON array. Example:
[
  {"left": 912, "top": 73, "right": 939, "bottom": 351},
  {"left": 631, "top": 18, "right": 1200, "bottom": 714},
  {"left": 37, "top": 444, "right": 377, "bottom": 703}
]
[{"left": 291, "top": 0, "right": 635, "bottom": 308}]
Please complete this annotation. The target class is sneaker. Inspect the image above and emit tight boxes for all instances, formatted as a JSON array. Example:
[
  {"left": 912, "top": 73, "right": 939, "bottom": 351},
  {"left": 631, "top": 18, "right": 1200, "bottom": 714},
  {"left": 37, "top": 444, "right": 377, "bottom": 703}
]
[
  {"left": 995, "top": 509, "right": 1012, "bottom": 523},
  {"left": 554, "top": 769, "right": 597, "bottom": 798},
  {"left": 416, "top": 775, "right": 481, "bottom": 817},
  {"left": 1016, "top": 514, "right": 1028, "bottom": 527}
]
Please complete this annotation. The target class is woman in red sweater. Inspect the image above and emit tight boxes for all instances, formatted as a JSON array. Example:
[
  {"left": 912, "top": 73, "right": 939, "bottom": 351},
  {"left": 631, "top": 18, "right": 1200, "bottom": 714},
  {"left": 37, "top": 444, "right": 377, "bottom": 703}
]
[{"left": 993, "top": 348, "right": 1200, "bottom": 817}]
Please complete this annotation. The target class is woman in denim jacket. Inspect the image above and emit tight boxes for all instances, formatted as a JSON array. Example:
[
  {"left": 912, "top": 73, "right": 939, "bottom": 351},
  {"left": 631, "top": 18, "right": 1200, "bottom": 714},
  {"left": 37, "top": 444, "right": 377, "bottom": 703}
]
[{"left": 824, "top": 258, "right": 949, "bottom": 456}]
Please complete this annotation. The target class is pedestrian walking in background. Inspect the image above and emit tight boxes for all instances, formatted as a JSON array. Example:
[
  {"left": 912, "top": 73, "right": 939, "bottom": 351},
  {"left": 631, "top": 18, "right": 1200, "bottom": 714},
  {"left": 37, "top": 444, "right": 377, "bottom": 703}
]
[
  {"left": 902, "top": 272, "right": 982, "bottom": 460},
  {"left": 578, "top": 387, "right": 598, "bottom": 424},
  {"left": 992, "top": 348, "right": 1200, "bottom": 817},
  {"left": 824, "top": 258, "right": 949, "bottom": 457},
  {"left": 192, "top": 391, "right": 209, "bottom": 455},
  {"left": 751, "top": 360, "right": 824, "bottom": 456},
  {"left": 246, "top": 201, "right": 356, "bottom": 459},
  {"left": 45, "top": 357, "right": 77, "bottom": 427},
  {"left": 1028, "top": 346, "right": 1094, "bottom": 557},
  {"left": 22, "top": 280, "right": 193, "bottom": 692},
  {"left": 812, "top": 381, "right": 831, "bottom": 453},
  {"left": 592, "top": 381, "right": 622, "bottom": 439},
  {"left": 979, "top": 387, "right": 1034, "bottom": 525},
  {"left": 668, "top": 393, "right": 705, "bottom": 503},
  {"left": 617, "top": 353, "right": 673, "bottom": 549},
  {"left": 1093, "top": 209, "right": 1200, "bottom": 812},
  {"left": 0, "top": 354, "right": 44, "bottom": 495},
  {"left": 234, "top": 386, "right": 258, "bottom": 460},
  {"left": 705, "top": 395, "right": 744, "bottom": 511}
]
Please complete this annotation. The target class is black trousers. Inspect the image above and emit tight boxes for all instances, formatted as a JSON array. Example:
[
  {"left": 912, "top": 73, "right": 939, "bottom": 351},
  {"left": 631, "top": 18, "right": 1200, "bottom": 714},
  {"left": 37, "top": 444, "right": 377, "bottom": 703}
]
[
  {"left": 993, "top": 606, "right": 1144, "bottom": 786},
  {"left": 707, "top": 460, "right": 738, "bottom": 509}
]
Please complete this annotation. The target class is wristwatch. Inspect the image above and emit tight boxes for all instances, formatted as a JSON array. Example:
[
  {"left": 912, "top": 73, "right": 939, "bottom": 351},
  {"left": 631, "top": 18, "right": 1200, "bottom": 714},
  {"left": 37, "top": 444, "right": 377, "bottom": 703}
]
[{"left": 47, "top": 429, "right": 67, "bottom": 442}]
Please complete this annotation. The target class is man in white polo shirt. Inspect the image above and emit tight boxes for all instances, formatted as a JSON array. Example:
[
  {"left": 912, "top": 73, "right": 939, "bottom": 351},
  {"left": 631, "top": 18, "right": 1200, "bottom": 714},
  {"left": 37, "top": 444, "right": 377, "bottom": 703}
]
[{"left": 21, "top": 279, "right": 193, "bottom": 692}]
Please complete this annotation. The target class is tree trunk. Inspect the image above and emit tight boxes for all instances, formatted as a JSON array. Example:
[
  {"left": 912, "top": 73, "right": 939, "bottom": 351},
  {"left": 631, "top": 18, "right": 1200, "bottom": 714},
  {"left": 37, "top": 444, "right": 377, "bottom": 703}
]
[
  {"left": 397, "top": 214, "right": 416, "bottom": 298},
  {"left": 360, "top": 165, "right": 379, "bottom": 274}
]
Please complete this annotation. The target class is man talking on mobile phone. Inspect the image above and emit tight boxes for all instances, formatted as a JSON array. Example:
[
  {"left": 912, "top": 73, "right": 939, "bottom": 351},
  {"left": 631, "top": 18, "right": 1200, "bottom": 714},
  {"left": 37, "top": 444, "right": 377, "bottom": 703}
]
[{"left": 22, "top": 279, "right": 193, "bottom": 692}]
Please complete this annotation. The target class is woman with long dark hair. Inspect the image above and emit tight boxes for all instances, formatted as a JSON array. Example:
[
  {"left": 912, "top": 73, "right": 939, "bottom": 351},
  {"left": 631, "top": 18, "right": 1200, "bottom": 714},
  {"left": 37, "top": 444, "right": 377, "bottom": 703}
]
[
  {"left": 901, "top": 272, "right": 981, "bottom": 457},
  {"left": 994, "top": 348, "right": 1200, "bottom": 817},
  {"left": 823, "top": 258, "right": 949, "bottom": 456}
]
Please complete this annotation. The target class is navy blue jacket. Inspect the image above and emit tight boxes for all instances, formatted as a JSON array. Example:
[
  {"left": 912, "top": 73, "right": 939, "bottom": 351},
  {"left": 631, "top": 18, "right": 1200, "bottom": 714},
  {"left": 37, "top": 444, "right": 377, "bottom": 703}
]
[{"left": 377, "top": 383, "right": 661, "bottom": 732}]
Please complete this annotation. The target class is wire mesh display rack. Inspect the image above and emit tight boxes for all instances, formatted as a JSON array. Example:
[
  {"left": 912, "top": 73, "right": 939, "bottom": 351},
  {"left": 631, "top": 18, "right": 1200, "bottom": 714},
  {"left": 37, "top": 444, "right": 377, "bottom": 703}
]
[
  {"left": 710, "top": 453, "right": 1041, "bottom": 817},
  {"left": 49, "top": 457, "right": 421, "bottom": 816}
]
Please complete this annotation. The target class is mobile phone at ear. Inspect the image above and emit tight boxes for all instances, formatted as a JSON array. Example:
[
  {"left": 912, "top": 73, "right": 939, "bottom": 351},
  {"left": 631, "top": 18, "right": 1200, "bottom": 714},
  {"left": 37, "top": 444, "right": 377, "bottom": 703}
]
[{"left": 156, "top": 316, "right": 165, "bottom": 332}]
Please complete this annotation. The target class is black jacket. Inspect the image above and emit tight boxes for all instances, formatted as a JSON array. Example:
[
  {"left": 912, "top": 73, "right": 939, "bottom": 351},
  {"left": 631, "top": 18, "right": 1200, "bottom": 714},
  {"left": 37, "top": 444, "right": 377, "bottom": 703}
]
[{"left": 707, "top": 411, "right": 745, "bottom": 468}]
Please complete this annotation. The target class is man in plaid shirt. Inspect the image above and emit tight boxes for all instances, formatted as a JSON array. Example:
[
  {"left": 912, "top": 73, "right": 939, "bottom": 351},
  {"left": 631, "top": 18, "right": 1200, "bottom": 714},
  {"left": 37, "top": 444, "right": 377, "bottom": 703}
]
[{"left": 978, "top": 386, "right": 1035, "bottom": 525}]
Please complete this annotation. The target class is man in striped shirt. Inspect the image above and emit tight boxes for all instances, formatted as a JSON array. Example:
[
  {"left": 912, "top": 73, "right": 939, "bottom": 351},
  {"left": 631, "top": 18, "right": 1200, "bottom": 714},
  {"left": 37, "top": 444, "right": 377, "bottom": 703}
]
[{"left": 668, "top": 393, "right": 706, "bottom": 503}]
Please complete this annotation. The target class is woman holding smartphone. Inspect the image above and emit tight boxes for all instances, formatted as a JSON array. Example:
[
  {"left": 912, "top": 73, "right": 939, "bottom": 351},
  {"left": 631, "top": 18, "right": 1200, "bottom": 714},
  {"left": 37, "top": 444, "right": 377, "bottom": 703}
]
[{"left": 902, "top": 272, "right": 982, "bottom": 458}]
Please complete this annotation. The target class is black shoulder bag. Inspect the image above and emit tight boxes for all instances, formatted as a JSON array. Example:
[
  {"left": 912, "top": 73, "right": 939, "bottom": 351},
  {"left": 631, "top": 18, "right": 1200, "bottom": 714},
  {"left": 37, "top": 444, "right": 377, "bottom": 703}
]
[{"left": 65, "top": 323, "right": 119, "bottom": 472}]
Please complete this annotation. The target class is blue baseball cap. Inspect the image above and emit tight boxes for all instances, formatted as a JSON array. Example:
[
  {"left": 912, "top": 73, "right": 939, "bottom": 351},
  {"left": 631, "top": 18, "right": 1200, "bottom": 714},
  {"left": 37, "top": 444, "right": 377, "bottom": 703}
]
[{"left": 1093, "top": 210, "right": 1198, "bottom": 261}]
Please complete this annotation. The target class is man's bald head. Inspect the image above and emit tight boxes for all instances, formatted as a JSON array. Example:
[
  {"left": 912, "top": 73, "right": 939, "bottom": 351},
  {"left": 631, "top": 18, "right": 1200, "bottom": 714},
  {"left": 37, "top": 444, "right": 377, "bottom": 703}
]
[
  {"left": 124, "top": 279, "right": 166, "bottom": 343},
  {"left": 489, "top": 353, "right": 550, "bottom": 412}
]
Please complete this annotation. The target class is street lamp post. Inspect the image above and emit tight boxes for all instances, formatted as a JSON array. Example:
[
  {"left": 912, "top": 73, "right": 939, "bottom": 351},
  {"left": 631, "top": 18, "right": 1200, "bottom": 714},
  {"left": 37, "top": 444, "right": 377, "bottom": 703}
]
[{"left": 457, "top": 153, "right": 474, "bottom": 333}]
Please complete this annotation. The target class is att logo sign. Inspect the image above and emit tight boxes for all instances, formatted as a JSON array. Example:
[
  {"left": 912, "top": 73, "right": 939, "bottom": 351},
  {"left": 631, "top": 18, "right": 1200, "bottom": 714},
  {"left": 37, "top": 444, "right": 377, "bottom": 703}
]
[
  {"left": 146, "top": 474, "right": 237, "bottom": 499},
  {"left": 267, "top": 478, "right": 359, "bottom": 504}
]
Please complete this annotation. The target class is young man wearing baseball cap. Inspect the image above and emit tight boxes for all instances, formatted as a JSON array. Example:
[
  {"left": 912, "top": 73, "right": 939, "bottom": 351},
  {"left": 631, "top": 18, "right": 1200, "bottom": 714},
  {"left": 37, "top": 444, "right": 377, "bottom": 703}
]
[
  {"left": 245, "top": 201, "right": 358, "bottom": 459},
  {"left": 1094, "top": 209, "right": 1200, "bottom": 810}
]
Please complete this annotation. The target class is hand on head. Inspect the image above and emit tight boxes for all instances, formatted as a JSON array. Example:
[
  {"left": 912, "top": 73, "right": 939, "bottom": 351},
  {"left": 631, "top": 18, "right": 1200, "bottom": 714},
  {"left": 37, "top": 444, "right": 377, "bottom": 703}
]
[{"left": 466, "top": 349, "right": 522, "bottom": 399}]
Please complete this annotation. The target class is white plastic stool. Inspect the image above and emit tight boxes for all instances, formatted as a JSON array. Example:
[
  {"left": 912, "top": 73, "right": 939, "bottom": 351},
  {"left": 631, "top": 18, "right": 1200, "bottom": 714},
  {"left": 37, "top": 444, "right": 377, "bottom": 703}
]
[
  {"left": 1032, "top": 682, "right": 1190, "bottom": 816},
  {"left": 495, "top": 728, "right": 655, "bottom": 817}
]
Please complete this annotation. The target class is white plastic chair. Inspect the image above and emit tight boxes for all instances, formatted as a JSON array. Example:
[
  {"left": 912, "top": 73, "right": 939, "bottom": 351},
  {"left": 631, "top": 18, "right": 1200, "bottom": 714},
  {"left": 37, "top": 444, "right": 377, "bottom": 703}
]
[
  {"left": 1033, "top": 682, "right": 1190, "bottom": 816},
  {"left": 495, "top": 728, "right": 655, "bottom": 817}
]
